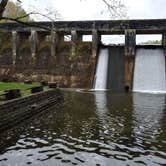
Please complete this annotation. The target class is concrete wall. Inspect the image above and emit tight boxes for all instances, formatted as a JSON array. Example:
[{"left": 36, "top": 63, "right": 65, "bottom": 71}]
[
  {"left": 0, "top": 30, "right": 95, "bottom": 88},
  {"left": 0, "top": 89, "right": 63, "bottom": 132},
  {"left": 107, "top": 46, "right": 125, "bottom": 91},
  {"left": 0, "top": 20, "right": 165, "bottom": 90}
]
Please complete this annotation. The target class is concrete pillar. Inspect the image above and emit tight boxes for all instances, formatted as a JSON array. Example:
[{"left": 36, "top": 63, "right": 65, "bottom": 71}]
[
  {"left": 125, "top": 29, "right": 136, "bottom": 56},
  {"left": 124, "top": 29, "right": 136, "bottom": 91},
  {"left": 30, "top": 30, "right": 38, "bottom": 64},
  {"left": 49, "top": 30, "right": 58, "bottom": 66},
  {"left": 162, "top": 32, "right": 166, "bottom": 56},
  {"left": 51, "top": 30, "right": 56, "bottom": 57},
  {"left": 54, "top": 32, "right": 64, "bottom": 63},
  {"left": 12, "top": 31, "right": 17, "bottom": 65},
  {"left": 92, "top": 29, "right": 101, "bottom": 58},
  {"left": 56, "top": 32, "right": 64, "bottom": 43},
  {"left": 71, "top": 30, "right": 82, "bottom": 56}
]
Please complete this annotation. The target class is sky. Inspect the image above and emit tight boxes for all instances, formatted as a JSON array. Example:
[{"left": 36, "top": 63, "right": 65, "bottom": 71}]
[
  {"left": 12, "top": 0, "right": 166, "bottom": 43},
  {"left": 14, "top": 0, "right": 166, "bottom": 20}
]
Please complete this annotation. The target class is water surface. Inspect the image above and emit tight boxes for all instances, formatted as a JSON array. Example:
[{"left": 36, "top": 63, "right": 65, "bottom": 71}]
[{"left": 0, "top": 90, "right": 166, "bottom": 166}]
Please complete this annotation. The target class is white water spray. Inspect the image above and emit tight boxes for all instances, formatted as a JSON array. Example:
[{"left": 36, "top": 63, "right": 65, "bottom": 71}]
[
  {"left": 133, "top": 48, "right": 166, "bottom": 93},
  {"left": 93, "top": 48, "right": 109, "bottom": 90}
]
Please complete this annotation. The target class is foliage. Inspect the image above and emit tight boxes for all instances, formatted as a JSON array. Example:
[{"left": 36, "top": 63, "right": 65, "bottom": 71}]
[
  {"left": 0, "top": 0, "right": 32, "bottom": 22},
  {"left": 140, "top": 40, "right": 162, "bottom": 45},
  {"left": 0, "top": 0, "right": 8, "bottom": 17},
  {"left": 0, "top": 0, "right": 126, "bottom": 23}
]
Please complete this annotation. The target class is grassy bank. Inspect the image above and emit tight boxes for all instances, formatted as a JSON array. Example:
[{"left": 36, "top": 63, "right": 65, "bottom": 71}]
[
  {"left": 0, "top": 82, "right": 38, "bottom": 92},
  {"left": 0, "top": 82, "right": 41, "bottom": 98}
]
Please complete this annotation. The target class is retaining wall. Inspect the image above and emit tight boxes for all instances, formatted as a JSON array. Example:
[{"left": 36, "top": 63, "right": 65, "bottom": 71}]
[{"left": 0, "top": 89, "right": 64, "bottom": 132}]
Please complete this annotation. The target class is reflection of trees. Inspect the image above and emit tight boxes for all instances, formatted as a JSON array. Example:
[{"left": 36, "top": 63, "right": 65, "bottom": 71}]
[
  {"left": 0, "top": 91, "right": 133, "bottom": 154},
  {"left": 61, "top": 91, "right": 98, "bottom": 139},
  {"left": 1, "top": 91, "right": 166, "bottom": 165},
  {"left": 0, "top": 90, "right": 98, "bottom": 153}
]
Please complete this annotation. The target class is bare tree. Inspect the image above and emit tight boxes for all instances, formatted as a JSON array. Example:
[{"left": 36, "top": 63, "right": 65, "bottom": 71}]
[
  {"left": 100, "top": 0, "right": 126, "bottom": 18},
  {"left": 0, "top": 0, "right": 126, "bottom": 20}
]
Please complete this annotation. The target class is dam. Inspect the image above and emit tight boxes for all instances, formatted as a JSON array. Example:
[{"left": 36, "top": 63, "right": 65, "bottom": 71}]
[
  {"left": 0, "top": 19, "right": 166, "bottom": 92},
  {"left": 0, "top": 19, "right": 166, "bottom": 166}
]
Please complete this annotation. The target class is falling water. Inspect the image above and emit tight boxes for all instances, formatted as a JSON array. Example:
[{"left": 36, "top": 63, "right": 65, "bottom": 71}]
[
  {"left": 133, "top": 48, "right": 166, "bottom": 93},
  {"left": 93, "top": 48, "right": 109, "bottom": 90}
]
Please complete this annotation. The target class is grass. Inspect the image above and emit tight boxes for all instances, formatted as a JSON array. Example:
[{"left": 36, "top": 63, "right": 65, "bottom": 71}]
[
  {"left": 0, "top": 82, "right": 50, "bottom": 99},
  {"left": 0, "top": 82, "right": 43, "bottom": 98},
  {"left": 0, "top": 82, "right": 38, "bottom": 92}
]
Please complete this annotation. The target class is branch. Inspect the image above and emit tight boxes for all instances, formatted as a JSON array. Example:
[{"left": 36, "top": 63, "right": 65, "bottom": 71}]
[
  {"left": 0, "top": 10, "right": 62, "bottom": 32},
  {"left": 82, "top": 0, "right": 126, "bottom": 18},
  {"left": 101, "top": 0, "right": 126, "bottom": 18},
  {"left": 1, "top": 16, "right": 53, "bottom": 32}
]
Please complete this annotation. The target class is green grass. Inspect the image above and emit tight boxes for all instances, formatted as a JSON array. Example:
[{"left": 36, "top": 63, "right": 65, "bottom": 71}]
[
  {"left": 0, "top": 82, "right": 42, "bottom": 98},
  {"left": 0, "top": 82, "right": 49, "bottom": 100},
  {"left": 0, "top": 82, "right": 39, "bottom": 92}
]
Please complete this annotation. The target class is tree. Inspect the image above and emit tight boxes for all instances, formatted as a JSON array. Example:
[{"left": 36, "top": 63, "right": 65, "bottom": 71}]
[
  {"left": 1, "top": 1, "right": 31, "bottom": 22},
  {"left": 140, "top": 40, "right": 162, "bottom": 45},
  {"left": 0, "top": 0, "right": 126, "bottom": 22},
  {"left": 97, "top": 0, "right": 126, "bottom": 18},
  {"left": 0, "top": 0, "right": 9, "bottom": 17}
]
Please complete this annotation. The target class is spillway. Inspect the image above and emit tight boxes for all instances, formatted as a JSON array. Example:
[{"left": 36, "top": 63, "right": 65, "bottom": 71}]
[
  {"left": 93, "top": 48, "right": 109, "bottom": 90},
  {"left": 133, "top": 48, "right": 166, "bottom": 93}
]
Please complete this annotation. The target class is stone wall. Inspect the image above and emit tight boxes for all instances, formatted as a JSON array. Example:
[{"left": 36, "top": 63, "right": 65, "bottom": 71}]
[
  {"left": 0, "top": 30, "right": 95, "bottom": 88},
  {"left": 0, "top": 20, "right": 166, "bottom": 90},
  {"left": 0, "top": 89, "right": 64, "bottom": 132}
]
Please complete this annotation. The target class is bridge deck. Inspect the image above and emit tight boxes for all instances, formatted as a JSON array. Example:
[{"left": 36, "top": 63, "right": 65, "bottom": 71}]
[{"left": 0, "top": 19, "right": 166, "bottom": 34}]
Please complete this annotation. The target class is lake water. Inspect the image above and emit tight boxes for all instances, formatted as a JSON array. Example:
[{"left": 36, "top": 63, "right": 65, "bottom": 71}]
[{"left": 0, "top": 90, "right": 166, "bottom": 166}]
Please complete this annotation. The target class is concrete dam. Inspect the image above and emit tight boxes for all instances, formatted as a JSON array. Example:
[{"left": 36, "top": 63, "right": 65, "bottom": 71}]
[
  {"left": 0, "top": 19, "right": 166, "bottom": 92},
  {"left": 94, "top": 45, "right": 166, "bottom": 93}
]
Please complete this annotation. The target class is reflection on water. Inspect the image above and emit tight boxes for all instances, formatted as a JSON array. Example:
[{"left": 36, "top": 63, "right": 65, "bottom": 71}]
[
  {"left": 133, "top": 93, "right": 164, "bottom": 138},
  {"left": 0, "top": 90, "right": 166, "bottom": 166},
  {"left": 132, "top": 93, "right": 166, "bottom": 165},
  {"left": 95, "top": 91, "right": 108, "bottom": 113}
]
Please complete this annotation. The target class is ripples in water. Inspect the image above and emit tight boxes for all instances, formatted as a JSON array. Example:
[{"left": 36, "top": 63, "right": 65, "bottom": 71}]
[{"left": 0, "top": 90, "right": 166, "bottom": 166}]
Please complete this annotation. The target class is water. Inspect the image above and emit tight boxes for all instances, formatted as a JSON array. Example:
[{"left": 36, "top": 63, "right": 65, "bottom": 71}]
[
  {"left": 93, "top": 48, "right": 109, "bottom": 90},
  {"left": 0, "top": 90, "right": 166, "bottom": 166},
  {"left": 133, "top": 48, "right": 166, "bottom": 93}
]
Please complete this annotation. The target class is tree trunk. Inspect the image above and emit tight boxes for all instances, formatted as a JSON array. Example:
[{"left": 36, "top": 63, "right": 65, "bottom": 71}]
[{"left": 0, "top": 0, "right": 9, "bottom": 17}]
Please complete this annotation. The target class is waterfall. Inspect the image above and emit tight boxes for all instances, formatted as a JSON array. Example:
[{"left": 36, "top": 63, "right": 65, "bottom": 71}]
[
  {"left": 133, "top": 48, "right": 166, "bottom": 93},
  {"left": 93, "top": 48, "right": 109, "bottom": 90}
]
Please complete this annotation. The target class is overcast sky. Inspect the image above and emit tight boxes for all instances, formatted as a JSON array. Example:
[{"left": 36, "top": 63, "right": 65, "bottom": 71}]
[
  {"left": 13, "top": 0, "right": 166, "bottom": 43},
  {"left": 16, "top": 0, "right": 166, "bottom": 20}
]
